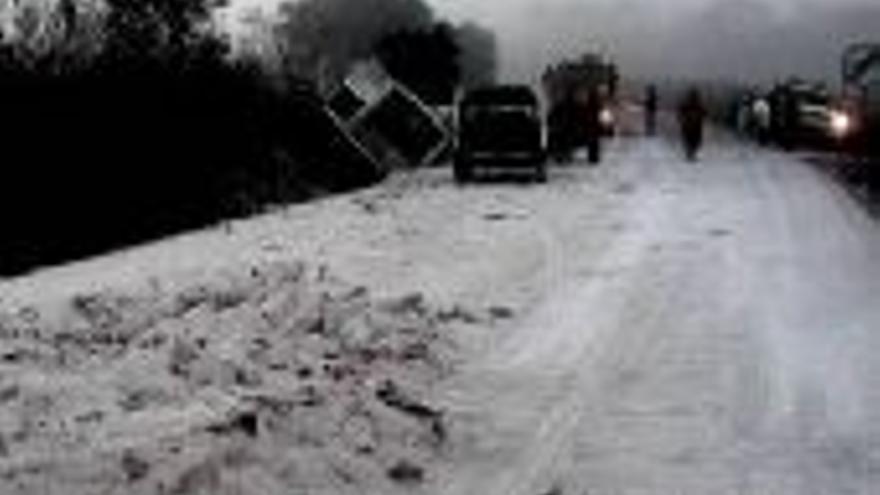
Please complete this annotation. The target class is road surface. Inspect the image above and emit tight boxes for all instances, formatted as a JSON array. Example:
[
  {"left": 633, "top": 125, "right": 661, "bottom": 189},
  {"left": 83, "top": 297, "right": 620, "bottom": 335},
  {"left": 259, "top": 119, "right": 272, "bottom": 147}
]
[
  {"left": 428, "top": 137, "right": 880, "bottom": 495},
  {"left": 2, "top": 134, "right": 880, "bottom": 495}
]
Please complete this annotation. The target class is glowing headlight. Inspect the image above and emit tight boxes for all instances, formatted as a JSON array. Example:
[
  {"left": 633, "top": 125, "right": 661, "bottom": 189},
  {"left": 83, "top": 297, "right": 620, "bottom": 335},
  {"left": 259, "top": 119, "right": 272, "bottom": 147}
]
[
  {"left": 599, "top": 108, "right": 615, "bottom": 126},
  {"left": 830, "top": 111, "right": 851, "bottom": 137}
]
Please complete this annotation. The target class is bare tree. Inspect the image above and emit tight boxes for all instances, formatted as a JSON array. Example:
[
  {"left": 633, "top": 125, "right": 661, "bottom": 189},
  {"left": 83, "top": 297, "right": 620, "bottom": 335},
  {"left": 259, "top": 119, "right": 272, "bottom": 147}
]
[
  {"left": 275, "top": 0, "right": 433, "bottom": 90},
  {"left": 0, "top": 0, "right": 104, "bottom": 72},
  {"left": 454, "top": 22, "right": 498, "bottom": 89}
]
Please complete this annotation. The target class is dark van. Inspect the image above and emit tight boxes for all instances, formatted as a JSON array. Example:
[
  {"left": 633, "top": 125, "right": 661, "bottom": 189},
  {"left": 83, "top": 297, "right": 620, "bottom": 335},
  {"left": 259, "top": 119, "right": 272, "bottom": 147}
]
[{"left": 454, "top": 85, "right": 546, "bottom": 183}]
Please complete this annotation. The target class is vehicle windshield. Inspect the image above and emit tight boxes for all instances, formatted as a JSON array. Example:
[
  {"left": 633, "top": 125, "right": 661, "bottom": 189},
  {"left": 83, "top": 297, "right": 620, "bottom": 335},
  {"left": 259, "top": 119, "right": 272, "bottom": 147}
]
[{"left": 2, "top": 1, "right": 880, "bottom": 495}]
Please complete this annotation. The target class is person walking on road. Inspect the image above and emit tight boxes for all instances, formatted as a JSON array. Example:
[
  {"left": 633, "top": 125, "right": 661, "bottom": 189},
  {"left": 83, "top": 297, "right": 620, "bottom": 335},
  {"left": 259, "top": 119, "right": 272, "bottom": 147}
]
[
  {"left": 678, "top": 88, "right": 706, "bottom": 162},
  {"left": 752, "top": 96, "right": 772, "bottom": 145},
  {"left": 645, "top": 85, "right": 659, "bottom": 136}
]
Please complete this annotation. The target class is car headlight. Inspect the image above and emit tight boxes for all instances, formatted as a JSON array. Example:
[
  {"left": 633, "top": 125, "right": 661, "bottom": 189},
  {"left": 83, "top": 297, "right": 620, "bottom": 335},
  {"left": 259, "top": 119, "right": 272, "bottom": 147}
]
[{"left": 830, "top": 111, "right": 851, "bottom": 137}]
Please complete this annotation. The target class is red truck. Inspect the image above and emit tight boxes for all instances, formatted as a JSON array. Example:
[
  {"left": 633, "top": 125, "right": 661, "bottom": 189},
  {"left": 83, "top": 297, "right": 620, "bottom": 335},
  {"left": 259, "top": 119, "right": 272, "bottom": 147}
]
[{"left": 542, "top": 53, "right": 619, "bottom": 163}]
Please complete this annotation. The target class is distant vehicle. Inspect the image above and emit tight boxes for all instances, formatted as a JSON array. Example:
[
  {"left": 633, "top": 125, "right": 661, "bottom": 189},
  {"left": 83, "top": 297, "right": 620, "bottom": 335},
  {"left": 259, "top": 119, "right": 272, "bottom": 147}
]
[
  {"left": 839, "top": 43, "right": 880, "bottom": 158},
  {"left": 768, "top": 80, "right": 851, "bottom": 149},
  {"left": 454, "top": 85, "right": 547, "bottom": 183},
  {"left": 543, "top": 53, "right": 619, "bottom": 162}
]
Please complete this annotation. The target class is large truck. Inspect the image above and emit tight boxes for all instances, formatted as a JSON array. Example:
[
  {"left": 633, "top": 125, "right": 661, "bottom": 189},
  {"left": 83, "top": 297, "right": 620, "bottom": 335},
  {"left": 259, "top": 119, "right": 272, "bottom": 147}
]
[
  {"left": 840, "top": 43, "right": 880, "bottom": 159},
  {"left": 542, "top": 53, "right": 619, "bottom": 162}
]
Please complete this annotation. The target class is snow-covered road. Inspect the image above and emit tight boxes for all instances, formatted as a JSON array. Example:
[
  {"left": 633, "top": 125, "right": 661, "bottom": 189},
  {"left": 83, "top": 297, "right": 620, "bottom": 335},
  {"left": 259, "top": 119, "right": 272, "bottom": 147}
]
[
  {"left": 432, "top": 137, "right": 880, "bottom": 495},
  {"left": 3, "top": 135, "right": 880, "bottom": 494}
]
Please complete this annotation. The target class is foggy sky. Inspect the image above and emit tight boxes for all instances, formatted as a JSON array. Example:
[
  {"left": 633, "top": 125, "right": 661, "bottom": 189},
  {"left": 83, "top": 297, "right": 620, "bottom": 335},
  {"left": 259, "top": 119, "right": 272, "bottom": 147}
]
[
  {"left": 231, "top": 0, "right": 880, "bottom": 87},
  {"left": 428, "top": 0, "right": 880, "bottom": 86}
]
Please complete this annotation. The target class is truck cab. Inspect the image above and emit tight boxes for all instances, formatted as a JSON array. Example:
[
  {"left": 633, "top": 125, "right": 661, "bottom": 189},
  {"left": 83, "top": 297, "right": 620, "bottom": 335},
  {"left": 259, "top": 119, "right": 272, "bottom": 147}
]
[{"left": 543, "top": 54, "right": 620, "bottom": 161}]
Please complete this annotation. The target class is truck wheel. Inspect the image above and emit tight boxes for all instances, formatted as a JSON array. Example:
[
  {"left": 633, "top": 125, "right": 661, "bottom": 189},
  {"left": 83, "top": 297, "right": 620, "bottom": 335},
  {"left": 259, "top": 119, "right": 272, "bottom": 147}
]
[{"left": 588, "top": 144, "right": 601, "bottom": 164}]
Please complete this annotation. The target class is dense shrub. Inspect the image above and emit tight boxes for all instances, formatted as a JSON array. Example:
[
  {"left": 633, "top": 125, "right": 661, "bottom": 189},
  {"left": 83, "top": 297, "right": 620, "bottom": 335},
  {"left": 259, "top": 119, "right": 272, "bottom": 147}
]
[{"left": 0, "top": 0, "right": 380, "bottom": 276}]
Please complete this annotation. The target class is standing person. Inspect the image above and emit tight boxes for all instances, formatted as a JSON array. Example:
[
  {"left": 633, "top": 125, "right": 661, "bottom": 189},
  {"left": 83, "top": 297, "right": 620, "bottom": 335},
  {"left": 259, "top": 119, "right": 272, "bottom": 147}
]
[
  {"left": 584, "top": 86, "right": 603, "bottom": 164},
  {"left": 678, "top": 88, "right": 706, "bottom": 161},
  {"left": 752, "top": 96, "right": 772, "bottom": 145},
  {"left": 779, "top": 88, "right": 799, "bottom": 150},
  {"left": 768, "top": 84, "right": 799, "bottom": 150},
  {"left": 736, "top": 94, "right": 753, "bottom": 136},
  {"left": 645, "top": 85, "right": 659, "bottom": 136}
]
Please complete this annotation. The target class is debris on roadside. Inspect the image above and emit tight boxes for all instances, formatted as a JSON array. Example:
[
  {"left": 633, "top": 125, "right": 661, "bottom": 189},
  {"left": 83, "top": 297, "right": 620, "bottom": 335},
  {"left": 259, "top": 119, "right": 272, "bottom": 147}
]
[
  {"left": 376, "top": 379, "right": 446, "bottom": 443},
  {"left": 708, "top": 228, "right": 733, "bottom": 238},
  {"left": 386, "top": 459, "right": 426, "bottom": 485},
  {"left": 205, "top": 409, "right": 260, "bottom": 438},
  {"left": 0, "top": 260, "right": 462, "bottom": 494},
  {"left": 488, "top": 305, "right": 516, "bottom": 320},
  {"left": 540, "top": 484, "right": 565, "bottom": 495},
  {"left": 437, "top": 305, "right": 482, "bottom": 324},
  {"left": 120, "top": 450, "right": 151, "bottom": 482},
  {"left": 484, "top": 212, "right": 511, "bottom": 221}
]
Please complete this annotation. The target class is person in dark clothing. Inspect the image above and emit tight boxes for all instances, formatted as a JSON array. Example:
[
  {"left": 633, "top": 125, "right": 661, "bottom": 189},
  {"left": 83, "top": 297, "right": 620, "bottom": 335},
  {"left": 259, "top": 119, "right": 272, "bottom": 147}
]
[
  {"left": 767, "top": 85, "right": 799, "bottom": 150},
  {"left": 779, "top": 89, "right": 799, "bottom": 150},
  {"left": 678, "top": 88, "right": 706, "bottom": 161},
  {"left": 645, "top": 85, "right": 659, "bottom": 136},
  {"left": 583, "top": 87, "right": 603, "bottom": 164}
]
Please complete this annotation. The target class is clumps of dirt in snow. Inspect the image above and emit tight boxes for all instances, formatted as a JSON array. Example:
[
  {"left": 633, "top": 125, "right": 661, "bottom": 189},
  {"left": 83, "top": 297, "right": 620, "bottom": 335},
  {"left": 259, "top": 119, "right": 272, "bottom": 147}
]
[{"left": 0, "top": 261, "right": 465, "bottom": 495}]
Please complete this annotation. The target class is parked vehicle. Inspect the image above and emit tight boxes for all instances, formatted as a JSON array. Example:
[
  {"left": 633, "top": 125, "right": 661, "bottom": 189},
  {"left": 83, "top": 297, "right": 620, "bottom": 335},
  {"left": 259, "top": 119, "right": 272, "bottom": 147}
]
[
  {"left": 768, "top": 80, "right": 851, "bottom": 150},
  {"left": 839, "top": 43, "right": 880, "bottom": 158},
  {"left": 454, "top": 85, "right": 547, "bottom": 183}
]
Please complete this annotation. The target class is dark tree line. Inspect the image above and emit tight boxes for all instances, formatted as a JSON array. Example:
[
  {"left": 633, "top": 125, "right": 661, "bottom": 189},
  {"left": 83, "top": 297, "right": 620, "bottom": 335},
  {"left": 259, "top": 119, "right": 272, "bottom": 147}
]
[
  {"left": 375, "top": 23, "right": 461, "bottom": 105},
  {"left": 267, "top": 0, "right": 498, "bottom": 101},
  {"left": 0, "top": 0, "right": 497, "bottom": 276}
]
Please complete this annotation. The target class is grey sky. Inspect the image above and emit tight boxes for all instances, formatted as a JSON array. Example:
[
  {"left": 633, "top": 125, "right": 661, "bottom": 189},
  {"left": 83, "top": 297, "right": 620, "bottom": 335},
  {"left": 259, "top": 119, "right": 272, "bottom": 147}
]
[
  {"left": 428, "top": 0, "right": 880, "bottom": 85},
  {"left": 231, "top": 0, "right": 880, "bottom": 86}
]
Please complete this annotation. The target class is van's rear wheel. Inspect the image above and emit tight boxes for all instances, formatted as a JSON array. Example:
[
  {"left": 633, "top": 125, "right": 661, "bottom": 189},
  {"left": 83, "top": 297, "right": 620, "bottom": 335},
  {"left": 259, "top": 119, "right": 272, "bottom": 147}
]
[{"left": 454, "top": 159, "right": 472, "bottom": 184}]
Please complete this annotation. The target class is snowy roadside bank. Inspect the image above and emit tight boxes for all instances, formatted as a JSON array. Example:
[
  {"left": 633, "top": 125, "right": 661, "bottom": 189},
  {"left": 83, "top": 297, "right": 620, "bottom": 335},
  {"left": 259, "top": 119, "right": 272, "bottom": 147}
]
[
  {"left": 0, "top": 258, "right": 491, "bottom": 494},
  {"left": 0, "top": 144, "right": 641, "bottom": 494},
  {"left": 0, "top": 168, "right": 576, "bottom": 495}
]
